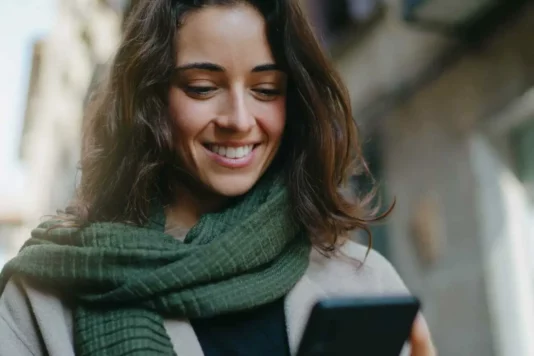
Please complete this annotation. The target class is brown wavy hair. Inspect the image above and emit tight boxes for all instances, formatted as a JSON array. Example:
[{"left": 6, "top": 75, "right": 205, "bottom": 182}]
[{"left": 63, "top": 0, "right": 391, "bottom": 252}]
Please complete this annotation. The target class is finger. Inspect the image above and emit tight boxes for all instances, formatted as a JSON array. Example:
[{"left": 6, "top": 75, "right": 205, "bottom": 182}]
[{"left": 411, "top": 313, "right": 437, "bottom": 356}]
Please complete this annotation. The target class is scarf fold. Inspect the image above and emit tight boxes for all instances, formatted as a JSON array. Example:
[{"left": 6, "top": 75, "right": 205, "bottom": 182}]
[{"left": 0, "top": 176, "right": 311, "bottom": 356}]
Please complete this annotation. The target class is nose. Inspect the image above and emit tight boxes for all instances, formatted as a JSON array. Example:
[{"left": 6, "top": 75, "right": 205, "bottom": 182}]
[{"left": 216, "top": 89, "right": 255, "bottom": 132}]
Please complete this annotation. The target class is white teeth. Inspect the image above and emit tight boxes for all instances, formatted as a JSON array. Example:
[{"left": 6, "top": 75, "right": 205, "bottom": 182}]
[{"left": 208, "top": 144, "right": 254, "bottom": 159}]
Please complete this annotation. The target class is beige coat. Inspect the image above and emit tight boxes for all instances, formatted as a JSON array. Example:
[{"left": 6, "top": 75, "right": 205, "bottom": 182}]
[{"left": 0, "top": 240, "right": 410, "bottom": 356}]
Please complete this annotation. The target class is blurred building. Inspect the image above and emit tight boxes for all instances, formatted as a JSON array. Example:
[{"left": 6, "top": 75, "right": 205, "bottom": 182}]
[
  {"left": 2, "top": 0, "right": 533, "bottom": 355},
  {"left": 0, "top": 0, "right": 126, "bottom": 260},
  {"left": 311, "top": 0, "right": 534, "bottom": 355}
]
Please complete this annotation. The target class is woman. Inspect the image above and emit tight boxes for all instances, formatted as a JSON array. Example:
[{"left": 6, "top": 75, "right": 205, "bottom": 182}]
[{"left": 0, "top": 0, "right": 436, "bottom": 355}]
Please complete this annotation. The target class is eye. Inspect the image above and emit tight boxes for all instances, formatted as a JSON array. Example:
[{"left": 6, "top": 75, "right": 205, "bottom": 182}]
[
  {"left": 252, "top": 88, "right": 282, "bottom": 101},
  {"left": 184, "top": 86, "right": 217, "bottom": 98}
]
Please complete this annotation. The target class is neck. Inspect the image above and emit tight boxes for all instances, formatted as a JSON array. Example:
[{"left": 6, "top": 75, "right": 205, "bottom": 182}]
[{"left": 165, "top": 183, "right": 228, "bottom": 229}]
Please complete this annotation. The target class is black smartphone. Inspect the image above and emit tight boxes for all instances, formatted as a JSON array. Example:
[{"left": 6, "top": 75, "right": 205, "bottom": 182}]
[{"left": 296, "top": 296, "right": 420, "bottom": 356}]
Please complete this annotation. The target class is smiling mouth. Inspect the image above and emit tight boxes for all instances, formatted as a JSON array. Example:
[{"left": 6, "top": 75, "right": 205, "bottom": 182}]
[{"left": 204, "top": 144, "right": 259, "bottom": 159}]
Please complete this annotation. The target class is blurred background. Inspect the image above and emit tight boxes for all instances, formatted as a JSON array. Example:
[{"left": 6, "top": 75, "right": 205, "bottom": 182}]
[{"left": 1, "top": 0, "right": 533, "bottom": 354}]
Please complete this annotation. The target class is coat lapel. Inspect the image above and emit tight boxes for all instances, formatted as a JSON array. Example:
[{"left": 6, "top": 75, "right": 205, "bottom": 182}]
[
  {"left": 284, "top": 274, "right": 329, "bottom": 355},
  {"left": 165, "top": 319, "right": 205, "bottom": 356}
]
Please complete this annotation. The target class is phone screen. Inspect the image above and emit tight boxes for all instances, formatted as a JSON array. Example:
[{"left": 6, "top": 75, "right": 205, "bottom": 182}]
[{"left": 296, "top": 296, "right": 420, "bottom": 356}]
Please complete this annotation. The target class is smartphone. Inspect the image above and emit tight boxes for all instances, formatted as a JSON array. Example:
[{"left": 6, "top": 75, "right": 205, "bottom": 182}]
[{"left": 296, "top": 296, "right": 420, "bottom": 356}]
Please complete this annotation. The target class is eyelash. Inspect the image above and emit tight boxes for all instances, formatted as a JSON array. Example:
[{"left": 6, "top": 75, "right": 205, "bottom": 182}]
[
  {"left": 184, "top": 86, "right": 282, "bottom": 99},
  {"left": 185, "top": 86, "right": 215, "bottom": 96},
  {"left": 255, "top": 88, "right": 281, "bottom": 97}
]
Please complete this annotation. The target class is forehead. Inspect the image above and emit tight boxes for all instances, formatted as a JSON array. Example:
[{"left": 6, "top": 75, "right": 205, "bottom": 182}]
[{"left": 175, "top": 4, "right": 275, "bottom": 66}]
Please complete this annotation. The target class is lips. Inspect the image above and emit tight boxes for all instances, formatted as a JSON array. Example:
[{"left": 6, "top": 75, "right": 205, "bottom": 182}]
[
  {"left": 203, "top": 143, "right": 259, "bottom": 169},
  {"left": 206, "top": 144, "right": 254, "bottom": 159}
]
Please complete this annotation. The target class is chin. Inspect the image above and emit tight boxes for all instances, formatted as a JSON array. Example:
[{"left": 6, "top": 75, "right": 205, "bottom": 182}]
[{"left": 205, "top": 174, "right": 260, "bottom": 197}]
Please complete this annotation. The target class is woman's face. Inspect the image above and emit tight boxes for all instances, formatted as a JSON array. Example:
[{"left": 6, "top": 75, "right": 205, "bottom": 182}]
[{"left": 168, "top": 4, "right": 287, "bottom": 197}]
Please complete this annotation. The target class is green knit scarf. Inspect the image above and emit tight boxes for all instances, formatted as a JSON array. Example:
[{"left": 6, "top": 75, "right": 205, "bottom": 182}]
[{"left": 0, "top": 175, "right": 311, "bottom": 355}]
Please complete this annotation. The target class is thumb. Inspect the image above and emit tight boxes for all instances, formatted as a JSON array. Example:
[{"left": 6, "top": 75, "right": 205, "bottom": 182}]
[{"left": 411, "top": 313, "right": 437, "bottom": 356}]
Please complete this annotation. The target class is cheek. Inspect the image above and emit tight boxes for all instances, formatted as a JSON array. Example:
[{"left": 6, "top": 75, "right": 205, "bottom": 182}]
[
  {"left": 258, "top": 99, "right": 286, "bottom": 141},
  {"left": 168, "top": 89, "right": 213, "bottom": 170},
  {"left": 168, "top": 89, "right": 209, "bottom": 142}
]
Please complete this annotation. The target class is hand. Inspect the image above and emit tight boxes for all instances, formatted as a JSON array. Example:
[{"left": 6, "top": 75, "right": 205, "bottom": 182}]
[{"left": 410, "top": 313, "right": 437, "bottom": 356}]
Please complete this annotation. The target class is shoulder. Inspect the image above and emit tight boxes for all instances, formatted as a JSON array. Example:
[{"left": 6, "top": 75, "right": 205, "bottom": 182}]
[
  {"left": 306, "top": 239, "right": 409, "bottom": 296},
  {"left": 0, "top": 278, "right": 45, "bottom": 355},
  {"left": 0, "top": 277, "right": 74, "bottom": 356}
]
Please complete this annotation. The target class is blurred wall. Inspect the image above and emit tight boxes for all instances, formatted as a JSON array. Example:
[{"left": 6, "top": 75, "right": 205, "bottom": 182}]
[{"left": 331, "top": 1, "right": 534, "bottom": 355}]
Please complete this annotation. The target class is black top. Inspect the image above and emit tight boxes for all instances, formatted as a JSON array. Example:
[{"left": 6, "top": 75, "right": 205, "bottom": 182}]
[{"left": 190, "top": 297, "right": 290, "bottom": 356}]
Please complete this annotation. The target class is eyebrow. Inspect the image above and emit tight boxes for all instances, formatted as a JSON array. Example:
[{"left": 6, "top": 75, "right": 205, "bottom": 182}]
[
  {"left": 174, "top": 62, "right": 283, "bottom": 73},
  {"left": 175, "top": 62, "right": 224, "bottom": 72},
  {"left": 251, "top": 64, "right": 281, "bottom": 73}
]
